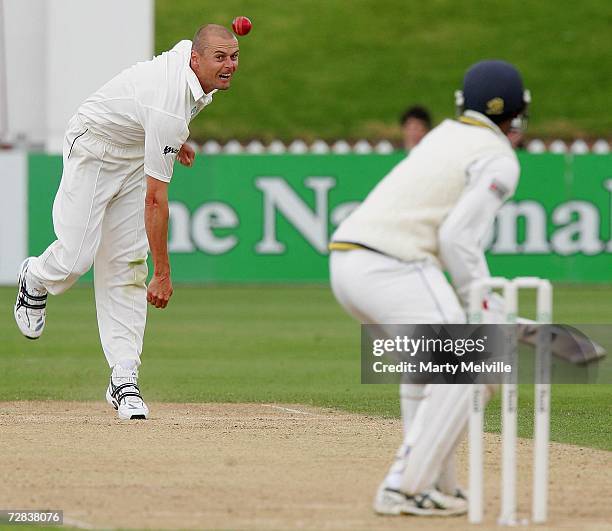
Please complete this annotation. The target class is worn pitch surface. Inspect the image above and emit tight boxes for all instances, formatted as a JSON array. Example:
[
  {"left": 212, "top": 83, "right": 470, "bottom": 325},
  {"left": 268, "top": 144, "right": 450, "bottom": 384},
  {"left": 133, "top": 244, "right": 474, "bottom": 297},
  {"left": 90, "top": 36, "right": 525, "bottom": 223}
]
[{"left": 1, "top": 402, "right": 610, "bottom": 530}]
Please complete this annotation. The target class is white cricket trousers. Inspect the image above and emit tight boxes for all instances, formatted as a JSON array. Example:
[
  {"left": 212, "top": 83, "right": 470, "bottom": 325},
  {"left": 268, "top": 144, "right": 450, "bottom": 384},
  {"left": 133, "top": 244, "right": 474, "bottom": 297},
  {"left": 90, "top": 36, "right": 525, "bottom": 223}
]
[
  {"left": 329, "top": 248, "right": 470, "bottom": 494},
  {"left": 29, "top": 115, "right": 148, "bottom": 368}
]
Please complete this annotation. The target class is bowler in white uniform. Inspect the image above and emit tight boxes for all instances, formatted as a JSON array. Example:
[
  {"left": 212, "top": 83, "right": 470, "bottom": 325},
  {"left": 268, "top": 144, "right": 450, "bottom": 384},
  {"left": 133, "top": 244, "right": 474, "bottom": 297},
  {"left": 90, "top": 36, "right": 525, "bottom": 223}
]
[
  {"left": 330, "top": 60, "right": 530, "bottom": 516},
  {"left": 14, "top": 24, "right": 240, "bottom": 420}
]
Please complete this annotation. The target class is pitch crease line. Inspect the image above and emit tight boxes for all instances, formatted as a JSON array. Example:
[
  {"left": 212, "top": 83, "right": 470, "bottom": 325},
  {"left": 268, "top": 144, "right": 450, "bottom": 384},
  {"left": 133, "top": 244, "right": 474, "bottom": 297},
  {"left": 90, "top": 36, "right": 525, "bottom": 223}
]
[{"left": 263, "top": 404, "right": 313, "bottom": 415}]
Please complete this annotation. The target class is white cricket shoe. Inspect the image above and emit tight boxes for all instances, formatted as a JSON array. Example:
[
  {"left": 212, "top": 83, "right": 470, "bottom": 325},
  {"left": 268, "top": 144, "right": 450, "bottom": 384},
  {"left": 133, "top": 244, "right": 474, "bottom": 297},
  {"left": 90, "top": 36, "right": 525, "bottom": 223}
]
[
  {"left": 14, "top": 257, "right": 47, "bottom": 340},
  {"left": 374, "top": 486, "right": 417, "bottom": 515},
  {"left": 439, "top": 486, "right": 468, "bottom": 500},
  {"left": 105, "top": 365, "right": 149, "bottom": 420},
  {"left": 374, "top": 485, "right": 467, "bottom": 517}
]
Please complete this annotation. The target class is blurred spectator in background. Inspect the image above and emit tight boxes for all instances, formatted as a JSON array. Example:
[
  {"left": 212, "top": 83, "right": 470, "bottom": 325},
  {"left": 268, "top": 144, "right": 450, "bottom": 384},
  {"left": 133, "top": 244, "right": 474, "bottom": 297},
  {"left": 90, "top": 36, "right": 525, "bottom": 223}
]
[{"left": 400, "top": 105, "right": 432, "bottom": 150}]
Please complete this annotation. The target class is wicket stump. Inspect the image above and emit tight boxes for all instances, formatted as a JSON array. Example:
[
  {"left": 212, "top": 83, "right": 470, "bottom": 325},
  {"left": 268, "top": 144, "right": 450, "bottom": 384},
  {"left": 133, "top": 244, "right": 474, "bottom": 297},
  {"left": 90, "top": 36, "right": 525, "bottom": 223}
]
[{"left": 468, "top": 277, "right": 552, "bottom": 525}]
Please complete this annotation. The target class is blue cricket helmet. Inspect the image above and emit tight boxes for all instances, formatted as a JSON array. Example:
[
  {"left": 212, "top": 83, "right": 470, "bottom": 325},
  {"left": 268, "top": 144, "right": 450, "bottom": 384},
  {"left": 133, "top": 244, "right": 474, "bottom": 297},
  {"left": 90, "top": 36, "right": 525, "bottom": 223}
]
[{"left": 456, "top": 60, "right": 529, "bottom": 123}]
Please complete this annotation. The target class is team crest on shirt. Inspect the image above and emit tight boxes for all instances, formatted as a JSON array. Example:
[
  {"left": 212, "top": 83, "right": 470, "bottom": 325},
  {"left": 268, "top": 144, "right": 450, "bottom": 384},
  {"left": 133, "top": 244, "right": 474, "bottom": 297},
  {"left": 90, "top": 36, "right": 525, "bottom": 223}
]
[{"left": 163, "top": 145, "right": 180, "bottom": 155}]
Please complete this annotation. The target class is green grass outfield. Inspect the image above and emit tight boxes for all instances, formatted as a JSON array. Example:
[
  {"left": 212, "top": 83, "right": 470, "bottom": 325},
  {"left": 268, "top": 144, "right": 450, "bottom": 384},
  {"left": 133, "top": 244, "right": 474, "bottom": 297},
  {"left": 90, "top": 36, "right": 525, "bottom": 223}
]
[
  {"left": 1, "top": 284, "right": 610, "bottom": 451},
  {"left": 156, "top": 0, "right": 612, "bottom": 141}
]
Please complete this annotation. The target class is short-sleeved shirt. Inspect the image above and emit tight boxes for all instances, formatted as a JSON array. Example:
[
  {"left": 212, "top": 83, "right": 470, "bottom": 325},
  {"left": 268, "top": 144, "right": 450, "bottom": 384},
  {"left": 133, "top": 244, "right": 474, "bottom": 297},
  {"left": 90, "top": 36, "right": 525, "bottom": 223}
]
[{"left": 77, "top": 40, "right": 214, "bottom": 182}]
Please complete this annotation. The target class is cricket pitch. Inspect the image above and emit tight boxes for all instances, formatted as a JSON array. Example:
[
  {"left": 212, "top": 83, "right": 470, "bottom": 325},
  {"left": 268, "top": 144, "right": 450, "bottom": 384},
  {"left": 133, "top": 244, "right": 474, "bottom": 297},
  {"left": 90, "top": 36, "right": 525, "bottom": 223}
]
[{"left": 0, "top": 402, "right": 610, "bottom": 530}]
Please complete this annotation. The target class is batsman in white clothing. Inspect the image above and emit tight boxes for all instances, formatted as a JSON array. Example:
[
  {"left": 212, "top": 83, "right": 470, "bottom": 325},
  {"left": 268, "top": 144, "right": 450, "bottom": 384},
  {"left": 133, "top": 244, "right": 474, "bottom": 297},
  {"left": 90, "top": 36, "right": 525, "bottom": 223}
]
[
  {"left": 13, "top": 24, "right": 240, "bottom": 420},
  {"left": 330, "top": 60, "right": 530, "bottom": 516}
]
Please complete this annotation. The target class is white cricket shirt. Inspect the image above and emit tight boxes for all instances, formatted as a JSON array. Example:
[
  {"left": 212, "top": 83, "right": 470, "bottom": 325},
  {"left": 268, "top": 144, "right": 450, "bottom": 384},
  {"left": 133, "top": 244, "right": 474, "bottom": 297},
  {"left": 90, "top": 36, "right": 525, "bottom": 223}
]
[
  {"left": 332, "top": 111, "right": 520, "bottom": 306},
  {"left": 77, "top": 40, "right": 214, "bottom": 182}
]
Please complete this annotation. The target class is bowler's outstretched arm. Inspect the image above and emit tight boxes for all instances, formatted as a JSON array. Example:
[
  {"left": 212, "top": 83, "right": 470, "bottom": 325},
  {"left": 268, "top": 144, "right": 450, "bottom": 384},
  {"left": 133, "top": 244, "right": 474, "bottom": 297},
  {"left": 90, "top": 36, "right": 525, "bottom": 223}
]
[{"left": 145, "top": 176, "right": 173, "bottom": 309}]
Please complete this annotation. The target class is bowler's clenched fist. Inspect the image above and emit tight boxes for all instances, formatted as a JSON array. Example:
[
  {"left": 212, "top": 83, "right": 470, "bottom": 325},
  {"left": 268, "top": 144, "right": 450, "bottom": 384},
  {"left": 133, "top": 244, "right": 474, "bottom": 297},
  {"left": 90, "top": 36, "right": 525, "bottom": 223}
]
[{"left": 147, "top": 274, "right": 173, "bottom": 308}]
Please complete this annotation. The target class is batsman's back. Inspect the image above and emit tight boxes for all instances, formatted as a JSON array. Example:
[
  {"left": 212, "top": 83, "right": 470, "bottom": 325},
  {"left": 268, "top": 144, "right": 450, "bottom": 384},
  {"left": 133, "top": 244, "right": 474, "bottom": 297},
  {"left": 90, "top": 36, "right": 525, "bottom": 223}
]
[{"left": 331, "top": 119, "right": 517, "bottom": 265}]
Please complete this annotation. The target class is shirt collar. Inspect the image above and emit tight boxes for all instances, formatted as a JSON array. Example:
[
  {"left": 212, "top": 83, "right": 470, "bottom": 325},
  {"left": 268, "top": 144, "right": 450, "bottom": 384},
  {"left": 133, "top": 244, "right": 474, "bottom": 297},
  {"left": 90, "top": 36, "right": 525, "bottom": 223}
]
[
  {"left": 460, "top": 110, "right": 506, "bottom": 138},
  {"left": 185, "top": 51, "right": 216, "bottom": 103}
]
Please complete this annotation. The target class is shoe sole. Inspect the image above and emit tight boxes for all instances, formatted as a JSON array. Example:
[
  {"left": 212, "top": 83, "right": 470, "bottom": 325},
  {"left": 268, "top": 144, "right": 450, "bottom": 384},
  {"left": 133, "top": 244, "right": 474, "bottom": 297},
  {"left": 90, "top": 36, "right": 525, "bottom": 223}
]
[
  {"left": 118, "top": 410, "right": 149, "bottom": 420},
  {"left": 398, "top": 506, "right": 467, "bottom": 517},
  {"left": 375, "top": 505, "right": 466, "bottom": 517}
]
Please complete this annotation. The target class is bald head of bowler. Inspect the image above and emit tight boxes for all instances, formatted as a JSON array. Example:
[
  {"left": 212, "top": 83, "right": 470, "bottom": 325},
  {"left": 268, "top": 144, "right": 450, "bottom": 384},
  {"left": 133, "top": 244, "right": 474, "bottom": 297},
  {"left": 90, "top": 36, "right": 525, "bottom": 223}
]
[{"left": 190, "top": 24, "right": 239, "bottom": 93}]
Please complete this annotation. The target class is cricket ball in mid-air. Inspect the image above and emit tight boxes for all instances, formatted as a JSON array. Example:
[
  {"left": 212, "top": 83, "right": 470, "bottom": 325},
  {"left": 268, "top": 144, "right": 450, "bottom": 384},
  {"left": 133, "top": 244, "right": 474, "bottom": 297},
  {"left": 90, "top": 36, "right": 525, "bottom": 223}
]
[{"left": 232, "top": 16, "right": 252, "bottom": 36}]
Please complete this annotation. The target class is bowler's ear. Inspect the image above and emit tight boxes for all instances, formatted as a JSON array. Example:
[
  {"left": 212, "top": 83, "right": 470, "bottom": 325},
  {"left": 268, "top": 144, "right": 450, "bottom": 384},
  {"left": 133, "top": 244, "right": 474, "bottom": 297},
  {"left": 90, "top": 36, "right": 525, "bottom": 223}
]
[{"left": 190, "top": 49, "right": 199, "bottom": 69}]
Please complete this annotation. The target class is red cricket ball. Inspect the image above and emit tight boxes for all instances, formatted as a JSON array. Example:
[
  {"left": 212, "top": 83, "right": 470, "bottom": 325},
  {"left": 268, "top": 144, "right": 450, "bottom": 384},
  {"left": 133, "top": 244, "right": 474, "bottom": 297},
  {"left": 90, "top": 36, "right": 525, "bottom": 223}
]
[{"left": 232, "top": 16, "right": 252, "bottom": 36}]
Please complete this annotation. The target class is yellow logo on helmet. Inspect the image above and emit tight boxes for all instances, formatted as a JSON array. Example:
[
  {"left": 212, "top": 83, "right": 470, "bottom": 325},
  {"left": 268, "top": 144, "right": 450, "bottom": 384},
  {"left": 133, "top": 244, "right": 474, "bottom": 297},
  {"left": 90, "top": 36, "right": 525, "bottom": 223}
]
[{"left": 486, "top": 97, "right": 505, "bottom": 115}]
